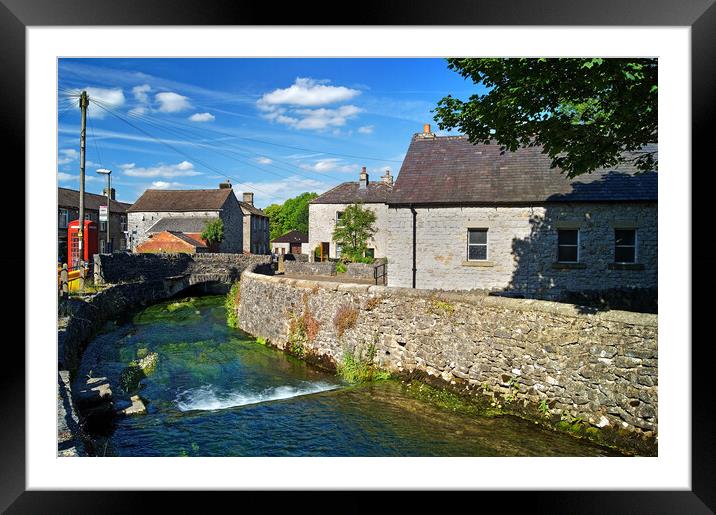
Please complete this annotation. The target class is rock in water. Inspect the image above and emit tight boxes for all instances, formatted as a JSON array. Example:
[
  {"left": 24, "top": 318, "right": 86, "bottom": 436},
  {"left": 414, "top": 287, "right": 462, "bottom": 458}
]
[{"left": 119, "top": 395, "right": 146, "bottom": 416}]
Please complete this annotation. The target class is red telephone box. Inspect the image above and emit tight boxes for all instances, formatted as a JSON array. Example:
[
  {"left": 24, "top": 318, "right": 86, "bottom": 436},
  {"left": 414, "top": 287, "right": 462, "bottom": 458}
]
[{"left": 67, "top": 220, "right": 98, "bottom": 269}]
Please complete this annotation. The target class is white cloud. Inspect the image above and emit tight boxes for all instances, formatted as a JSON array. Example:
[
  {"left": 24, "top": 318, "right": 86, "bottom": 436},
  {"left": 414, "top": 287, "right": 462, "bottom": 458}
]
[
  {"left": 155, "top": 92, "right": 191, "bottom": 113},
  {"left": 129, "top": 106, "right": 148, "bottom": 116},
  {"left": 257, "top": 78, "right": 363, "bottom": 131},
  {"left": 79, "top": 87, "right": 126, "bottom": 118},
  {"left": 258, "top": 77, "right": 360, "bottom": 108},
  {"left": 57, "top": 171, "right": 100, "bottom": 183},
  {"left": 57, "top": 172, "right": 75, "bottom": 182},
  {"left": 58, "top": 149, "right": 79, "bottom": 165},
  {"left": 188, "top": 112, "right": 215, "bottom": 122},
  {"left": 150, "top": 180, "right": 186, "bottom": 190},
  {"left": 299, "top": 158, "right": 357, "bottom": 174},
  {"left": 256, "top": 157, "right": 273, "bottom": 165},
  {"left": 123, "top": 160, "right": 201, "bottom": 178},
  {"left": 237, "top": 175, "right": 331, "bottom": 206},
  {"left": 358, "top": 125, "right": 374, "bottom": 134},
  {"left": 132, "top": 84, "right": 151, "bottom": 103}
]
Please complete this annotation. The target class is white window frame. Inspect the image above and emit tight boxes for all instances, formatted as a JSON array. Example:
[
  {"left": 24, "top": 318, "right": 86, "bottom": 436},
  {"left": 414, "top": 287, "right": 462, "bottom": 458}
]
[
  {"left": 557, "top": 228, "right": 580, "bottom": 263},
  {"left": 467, "top": 228, "right": 488, "bottom": 261},
  {"left": 335, "top": 211, "right": 344, "bottom": 225},
  {"left": 614, "top": 228, "right": 638, "bottom": 264},
  {"left": 335, "top": 243, "right": 342, "bottom": 258}
]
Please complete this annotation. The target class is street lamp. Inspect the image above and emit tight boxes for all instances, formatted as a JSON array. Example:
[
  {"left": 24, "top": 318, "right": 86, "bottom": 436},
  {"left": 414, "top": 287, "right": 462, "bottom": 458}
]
[{"left": 96, "top": 168, "right": 112, "bottom": 253}]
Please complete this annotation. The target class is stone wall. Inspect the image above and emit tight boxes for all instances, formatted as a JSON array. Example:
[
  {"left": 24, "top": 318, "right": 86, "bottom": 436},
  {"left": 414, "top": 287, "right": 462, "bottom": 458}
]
[
  {"left": 238, "top": 271, "right": 658, "bottom": 454},
  {"left": 94, "top": 252, "right": 271, "bottom": 284},
  {"left": 345, "top": 262, "right": 387, "bottom": 281},
  {"left": 386, "top": 203, "right": 658, "bottom": 299},
  {"left": 284, "top": 261, "right": 336, "bottom": 276},
  {"left": 308, "top": 202, "right": 390, "bottom": 259}
]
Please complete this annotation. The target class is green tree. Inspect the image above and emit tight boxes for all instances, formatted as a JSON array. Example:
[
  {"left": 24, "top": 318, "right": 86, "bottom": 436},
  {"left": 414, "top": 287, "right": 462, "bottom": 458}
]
[
  {"left": 433, "top": 58, "right": 657, "bottom": 178},
  {"left": 200, "top": 218, "right": 224, "bottom": 246},
  {"left": 265, "top": 192, "right": 318, "bottom": 240},
  {"left": 332, "top": 203, "right": 377, "bottom": 262}
]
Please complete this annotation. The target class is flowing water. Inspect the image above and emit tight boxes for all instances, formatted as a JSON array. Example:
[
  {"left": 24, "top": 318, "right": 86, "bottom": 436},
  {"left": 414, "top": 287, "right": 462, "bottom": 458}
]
[{"left": 76, "top": 295, "right": 623, "bottom": 457}]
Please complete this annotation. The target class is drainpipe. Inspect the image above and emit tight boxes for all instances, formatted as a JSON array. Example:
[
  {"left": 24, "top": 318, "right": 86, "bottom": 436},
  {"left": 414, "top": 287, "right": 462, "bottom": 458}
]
[{"left": 410, "top": 205, "right": 417, "bottom": 288}]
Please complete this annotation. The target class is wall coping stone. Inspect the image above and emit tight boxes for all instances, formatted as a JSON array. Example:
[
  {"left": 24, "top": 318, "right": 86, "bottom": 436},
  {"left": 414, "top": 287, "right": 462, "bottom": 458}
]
[{"left": 242, "top": 271, "right": 657, "bottom": 327}]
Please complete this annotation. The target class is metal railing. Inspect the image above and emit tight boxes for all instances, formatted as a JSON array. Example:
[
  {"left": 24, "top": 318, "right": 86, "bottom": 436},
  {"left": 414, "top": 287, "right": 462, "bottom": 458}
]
[{"left": 373, "top": 262, "right": 387, "bottom": 285}]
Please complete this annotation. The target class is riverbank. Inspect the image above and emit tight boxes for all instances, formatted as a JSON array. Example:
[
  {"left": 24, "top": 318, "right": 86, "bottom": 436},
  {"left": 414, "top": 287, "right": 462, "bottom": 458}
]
[{"left": 237, "top": 270, "right": 658, "bottom": 456}]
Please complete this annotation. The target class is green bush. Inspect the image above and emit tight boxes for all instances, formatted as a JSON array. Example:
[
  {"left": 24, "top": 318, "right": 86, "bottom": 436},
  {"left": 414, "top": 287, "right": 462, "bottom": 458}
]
[
  {"left": 201, "top": 218, "right": 224, "bottom": 245},
  {"left": 225, "top": 282, "right": 240, "bottom": 328},
  {"left": 336, "top": 262, "right": 347, "bottom": 274},
  {"left": 337, "top": 343, "right": 390, "bottom": 383}
]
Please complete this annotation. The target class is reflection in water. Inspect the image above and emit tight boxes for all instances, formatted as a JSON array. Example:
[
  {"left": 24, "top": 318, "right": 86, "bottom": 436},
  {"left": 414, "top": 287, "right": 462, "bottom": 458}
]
[{"left": 77, "top": 296, "right": 623, "bottom": 457}]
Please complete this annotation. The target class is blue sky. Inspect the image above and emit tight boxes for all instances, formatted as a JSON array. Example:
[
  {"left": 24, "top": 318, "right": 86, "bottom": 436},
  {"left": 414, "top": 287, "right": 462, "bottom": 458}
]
[{"left": 57, "top": 58, "right": 485, "bottom": 206}]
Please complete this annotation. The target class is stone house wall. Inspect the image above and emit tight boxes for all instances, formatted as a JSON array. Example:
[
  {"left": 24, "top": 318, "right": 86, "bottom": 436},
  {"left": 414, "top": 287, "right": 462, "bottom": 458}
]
[
  {"left": 308, "top": 202, "right": 390, "bottom": 259},
  {"left": 127, "top": 195, "right": 244, "bottom": 253},
  {"left": 238, "top": 271, "right": 658, "bottom": 454},
  {"left": 386, "top": 202, "right": 657, "bottom": 298},
  {"left": 243, "top": 213, "right": 270, "bottom": 254}
]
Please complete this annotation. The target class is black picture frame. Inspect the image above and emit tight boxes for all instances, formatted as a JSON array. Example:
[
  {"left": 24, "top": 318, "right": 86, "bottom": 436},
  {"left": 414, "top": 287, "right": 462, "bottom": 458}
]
[{"left": 4, "top": 0, "right": 714, "bottom": 512}]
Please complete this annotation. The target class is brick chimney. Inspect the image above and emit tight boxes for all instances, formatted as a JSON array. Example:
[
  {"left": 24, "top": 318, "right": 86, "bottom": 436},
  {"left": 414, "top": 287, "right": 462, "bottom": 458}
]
[
  {"left": 359, "top": 166, "right": 369, "bottom": 189},
  {"left": 243, "top": 192, "right": 254, "bottom": 206},
  {"left": 219, "top": 180, "right": 232, "bottom": 189},
  {"left": 381, "top": 169, "right": 393, "bottom": 186},
  {"left": 423, "top": 123, "right": 431, "bottom": 135},
  {"left": 102, "top": 187, "right": 116, "bottom": 200}
]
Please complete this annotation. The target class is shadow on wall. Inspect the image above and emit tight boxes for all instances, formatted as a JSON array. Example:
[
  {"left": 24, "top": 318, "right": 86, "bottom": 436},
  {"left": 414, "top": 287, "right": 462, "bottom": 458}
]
[{"left": 495, "top": 172, "right": 658, "bottom": 314}]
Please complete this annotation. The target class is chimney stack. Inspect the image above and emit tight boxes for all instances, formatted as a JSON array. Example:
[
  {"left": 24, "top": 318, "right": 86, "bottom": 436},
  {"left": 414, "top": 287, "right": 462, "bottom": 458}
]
[
  {"left": 243, "top": 192, "right": 254, "bottom": 206},
  {"left": 102, "top": 187, "right": 116, "bottom": 200},
  {"left": 359, "top": 166, "right": 369, "bottom": 189},
  {"left": 423, "top": 123, "right": 431, "bottom": 135},
  {"left": 381, "top": 169, "right": 393, "bottom": 186},
  {"left": 219, "top": 180, "right": 232, "bottom": 189}
]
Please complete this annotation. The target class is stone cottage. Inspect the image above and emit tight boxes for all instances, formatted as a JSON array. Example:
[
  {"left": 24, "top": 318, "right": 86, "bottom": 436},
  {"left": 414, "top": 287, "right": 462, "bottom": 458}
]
[
  {"left": 308, "top": 166, "right": 393, "bottom": 260},
  {"left": 385, "top": 126, "right": 658, "bottom": 300},
  {"left": 127, "top": 182, "right": 244, "bottom": 253},
  {"left": 238, "top": 191, "right": 270, "bottom": 255}
]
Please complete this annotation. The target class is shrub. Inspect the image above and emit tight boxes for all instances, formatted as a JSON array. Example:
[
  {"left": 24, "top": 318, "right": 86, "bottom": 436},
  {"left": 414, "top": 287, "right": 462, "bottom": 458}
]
[
  {"left": 333, "top": 304, "right": 358, "bottom": 337},
  {"left": 287, "top": 294, "right": 320, "bottom": 356},
  {"left": 337, "top": 343, "right": 390, "bottom": 383},
  {"left": 201, "top": 218, "right": 224, "bottom": 245},
  {"left": 336, "top": 262, "right": 347, "bottom": 274}
]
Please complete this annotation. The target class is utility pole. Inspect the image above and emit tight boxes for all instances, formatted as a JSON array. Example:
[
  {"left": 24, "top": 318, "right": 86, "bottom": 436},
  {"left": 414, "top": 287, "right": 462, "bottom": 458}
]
[{"left": 78, "top": 91, "right": 88, "bottom": 284}]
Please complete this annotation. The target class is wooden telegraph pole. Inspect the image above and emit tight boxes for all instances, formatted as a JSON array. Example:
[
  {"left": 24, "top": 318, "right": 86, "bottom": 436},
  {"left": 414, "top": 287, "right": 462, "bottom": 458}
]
[{"left": 78, "top": 90, "right": 88, "bottom": 287}]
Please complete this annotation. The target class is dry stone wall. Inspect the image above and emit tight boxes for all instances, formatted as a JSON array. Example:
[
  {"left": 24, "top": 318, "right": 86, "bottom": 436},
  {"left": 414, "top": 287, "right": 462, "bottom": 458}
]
[{"left": 238, "top": 271, "right": 658, "bottom": 454}]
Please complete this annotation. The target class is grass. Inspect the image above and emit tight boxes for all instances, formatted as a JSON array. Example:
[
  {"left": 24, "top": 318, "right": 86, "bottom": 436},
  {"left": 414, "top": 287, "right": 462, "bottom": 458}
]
[{"left": 337, "top": 344, "right": 390, "bottom": 384}]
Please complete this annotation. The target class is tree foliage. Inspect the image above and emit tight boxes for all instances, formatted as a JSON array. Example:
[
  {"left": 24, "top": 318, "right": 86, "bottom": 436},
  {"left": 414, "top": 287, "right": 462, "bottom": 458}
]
[
  {"left": 433, "top": 58, "right": 657, "bottom": 178},
  {"left": 200, "top": 218, "right": 224, "bottom": 245},
  {"left": 264, "top": 192, "right": 318, "bottom": 241},
  {"left": 332, "top": 203, "right": 377, "bottom": 262}
]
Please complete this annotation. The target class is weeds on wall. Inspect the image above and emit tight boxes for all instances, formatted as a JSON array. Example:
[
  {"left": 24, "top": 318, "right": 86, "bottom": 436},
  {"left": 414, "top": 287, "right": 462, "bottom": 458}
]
[
  {"left": 333, "top": 304, "right": 359, "bottom": 337},
  {"left": 337, "top": 341, "right": 390, "bottom": 383},
  {"left": 225, "top": 282, "right": 240, "bottom": 328},
  {"left": 427, "top": 294, "right": 455, "bottom": 316},
  {"left": 365, "top": 295, "right": 383, "bottom": 311},
  {"left": 287, "top": 292, "right": 320, "bottom": 357}
]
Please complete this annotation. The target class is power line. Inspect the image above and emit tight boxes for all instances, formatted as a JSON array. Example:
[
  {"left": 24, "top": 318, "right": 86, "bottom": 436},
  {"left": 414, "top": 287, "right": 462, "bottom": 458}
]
[{"left": 91, "top": 100, "right": 279, "bottom": 198}]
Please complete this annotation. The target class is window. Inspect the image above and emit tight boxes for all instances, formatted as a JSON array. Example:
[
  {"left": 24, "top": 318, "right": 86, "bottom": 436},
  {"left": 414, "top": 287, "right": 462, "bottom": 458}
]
[
  {"left": 615, "top": 229, "right": 637, "bottom": 263},
  {"left": 557, "top": 229, "right": 579, "bottom": 263},
  {"left": 336, "top": 244, "right": 342, "bottom": 258},
  {"left": 120, "top": 216, "right": 127, "bottom": 232},
  {"left": 58, "top": 208, "right": 69, "bottom": 229},
  {"left": 336, "top": 211, "right": 344, "bottom": 225},
  {"left": 365, "top": 248, "right": 375, "bottom": 259},
  {"left": 467, "top": 229, "right": 488, "bottom": 261}
]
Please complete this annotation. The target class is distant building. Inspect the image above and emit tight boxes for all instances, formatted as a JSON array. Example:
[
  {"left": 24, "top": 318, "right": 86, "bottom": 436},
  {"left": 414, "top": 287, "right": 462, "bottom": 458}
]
[
  {"left": 238, "top": 192, "right": 270, "bottom": 254},
  {"left": 127, "top": 182, "right": 244, "bottom": 253},
  {"left": 58, "top": 187, "right": 131, "bottom": 262},
  {"left": 308, "top": 166, "right": 393, "bottom": 260},
  {"left": 135, "top": 230, "right": 208, "bottom": 254},
  {"left": 271, "top": 230, "right": 308, "bottom": 255}
]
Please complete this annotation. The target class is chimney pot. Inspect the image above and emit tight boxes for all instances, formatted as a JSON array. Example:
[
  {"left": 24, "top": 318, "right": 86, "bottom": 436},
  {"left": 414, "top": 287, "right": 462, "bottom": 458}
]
[
  {"left": 243, "top": 192, "right": 254, "bottom": 206},
  {"left": 359, "top": 166, "right": 369, "bottom": 189},
  {"left": 381, "top": 169, "right": 393, "bottom": 186},
  {"left": 423, "top": 123, "right": 431, "bottom": 134},
  {"left": 219, "top": 180, "right": 232, "bottom": 189}
]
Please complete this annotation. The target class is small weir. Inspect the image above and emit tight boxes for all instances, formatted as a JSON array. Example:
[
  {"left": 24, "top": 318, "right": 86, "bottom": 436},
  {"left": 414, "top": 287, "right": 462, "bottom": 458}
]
[{"left": 75, "top": 295, "right": 624, "bottom": 457}]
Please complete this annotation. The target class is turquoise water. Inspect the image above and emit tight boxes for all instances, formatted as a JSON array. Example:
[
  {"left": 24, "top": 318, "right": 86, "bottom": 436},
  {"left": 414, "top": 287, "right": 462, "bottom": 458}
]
[{"left": 76, "top": 296, "right": 622, "bottom": 457}]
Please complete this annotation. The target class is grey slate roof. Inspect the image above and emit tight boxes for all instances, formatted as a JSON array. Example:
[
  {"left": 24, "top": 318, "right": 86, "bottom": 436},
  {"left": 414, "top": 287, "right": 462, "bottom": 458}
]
[
  {"left": 390, "top": 135, "right": 658, "bottom": 205},
  {"left": 128, "top": 188, "right": 233, "bottom": 212},
  {"left": 147, "top": 216, "right": 219, "bottom": 234},
  {"left": 271, "top": 230, "right": 308, "bottom": 244},
  {"left": 239, "top": 201, "right": 267, "bottom": 217},
  {"left": 58, "top": 187, "right": 132, "bottom": 212},
  {"left": 311, "top": 181, "right": 393, "bottom": 204}
]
